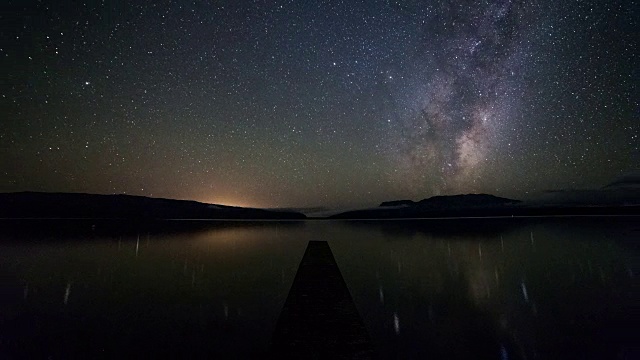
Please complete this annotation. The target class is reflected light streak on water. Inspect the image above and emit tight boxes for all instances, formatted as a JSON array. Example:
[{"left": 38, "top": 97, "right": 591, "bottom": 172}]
[{"left": 393, "top": 312, "right": 400, "bottom": 335}]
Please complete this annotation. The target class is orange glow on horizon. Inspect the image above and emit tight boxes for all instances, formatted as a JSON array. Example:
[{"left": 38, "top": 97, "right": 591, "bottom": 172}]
[{"left": 199, "top": 196, "right": 261, "bottom": 209}]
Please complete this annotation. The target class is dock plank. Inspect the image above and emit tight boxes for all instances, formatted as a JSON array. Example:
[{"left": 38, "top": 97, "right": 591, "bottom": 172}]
[{"left": 270, "top": 241, "right": 373, "bottom": 359}]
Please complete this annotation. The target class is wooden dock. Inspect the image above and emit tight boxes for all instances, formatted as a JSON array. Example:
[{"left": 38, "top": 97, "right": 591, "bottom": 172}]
[{"left": 270, "top": 241, "right": 373, "bottom": 359}]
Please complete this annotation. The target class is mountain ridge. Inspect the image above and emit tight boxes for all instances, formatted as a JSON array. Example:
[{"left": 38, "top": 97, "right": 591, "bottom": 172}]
[
  {"left": 330, "top": 193, "right": 638, "bottom": 219},
  {"left": 0, "top": 192, "right": 306, "bottom": 220}
]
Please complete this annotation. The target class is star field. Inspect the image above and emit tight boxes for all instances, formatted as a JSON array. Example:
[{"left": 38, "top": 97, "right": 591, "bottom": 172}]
[{"left": 1, "top": 0, "right": 637, "bottom": 208}]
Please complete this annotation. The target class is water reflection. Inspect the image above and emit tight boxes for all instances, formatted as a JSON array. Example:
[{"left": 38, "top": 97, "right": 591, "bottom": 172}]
[
  {"left": 330, "top": 218, "right": 637, "bottom": 359},
  {"left": 63, "top": 281, "right": 72, "bottom": 305},
  {"left": 0, "top": 221, "right": 309, "bottom": 358},
  {"left": 0, "top": 218, "right": 636, "bottom": 359},
  {"left": 393, "top": 312, "right": 400, "bottom": 335}
]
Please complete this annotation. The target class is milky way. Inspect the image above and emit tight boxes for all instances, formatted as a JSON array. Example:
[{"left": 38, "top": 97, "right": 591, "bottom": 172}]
[
  {"left": 386, "top": 0, "right": 534, "bottom": 196},
  {"left": 1, "top": 0, "right": 637, "bottom": 207}
]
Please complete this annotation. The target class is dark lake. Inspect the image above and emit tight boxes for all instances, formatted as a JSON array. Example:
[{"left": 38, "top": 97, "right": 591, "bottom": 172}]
[{"left": 1, "top": 218, "right": 637, "bottom": 359}]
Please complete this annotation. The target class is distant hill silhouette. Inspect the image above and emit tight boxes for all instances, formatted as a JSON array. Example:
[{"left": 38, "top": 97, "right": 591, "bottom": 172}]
[
  {"left": 379, "top": 200, "right": 415, "bottom": 207},
  {"left": 602, "top": 171, "right": 640, "bottom": 189},
  {"left": 379, "top": 194, "right": 519, "bottom": 209},
  {"left": 415, "top": 194, "right": 520, "bottom": 208},
  {"left": 1, "top": 191, "right": 637, "bottom": 221},
  {"left": 532, "top": 172, "right": 640, "bottom": 206},
  {"left": 331, "top": 193, "right": 638, "bottom": 219},
  {"left": 0, "top": 192, "right": 306, "bottom": 220}
]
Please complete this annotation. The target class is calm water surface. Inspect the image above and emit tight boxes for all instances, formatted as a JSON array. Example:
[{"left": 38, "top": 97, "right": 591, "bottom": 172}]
[{"left": 0, "top": 218, "right": 637, "bottom": 359}]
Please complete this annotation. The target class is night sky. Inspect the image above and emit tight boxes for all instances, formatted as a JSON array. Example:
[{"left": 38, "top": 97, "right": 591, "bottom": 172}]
[{"left": 1, "top": 0, "right": 637, "bottom": 208}]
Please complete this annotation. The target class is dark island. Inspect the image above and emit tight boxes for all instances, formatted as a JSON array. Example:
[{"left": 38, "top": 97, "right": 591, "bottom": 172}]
[{"left": 330, "top": 193, "right": 639, "bottom": 219}]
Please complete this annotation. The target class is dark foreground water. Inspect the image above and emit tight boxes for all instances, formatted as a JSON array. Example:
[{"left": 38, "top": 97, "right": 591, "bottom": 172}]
[{"left": 0, "top": 218, "right": 637, "bottom": 359}]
